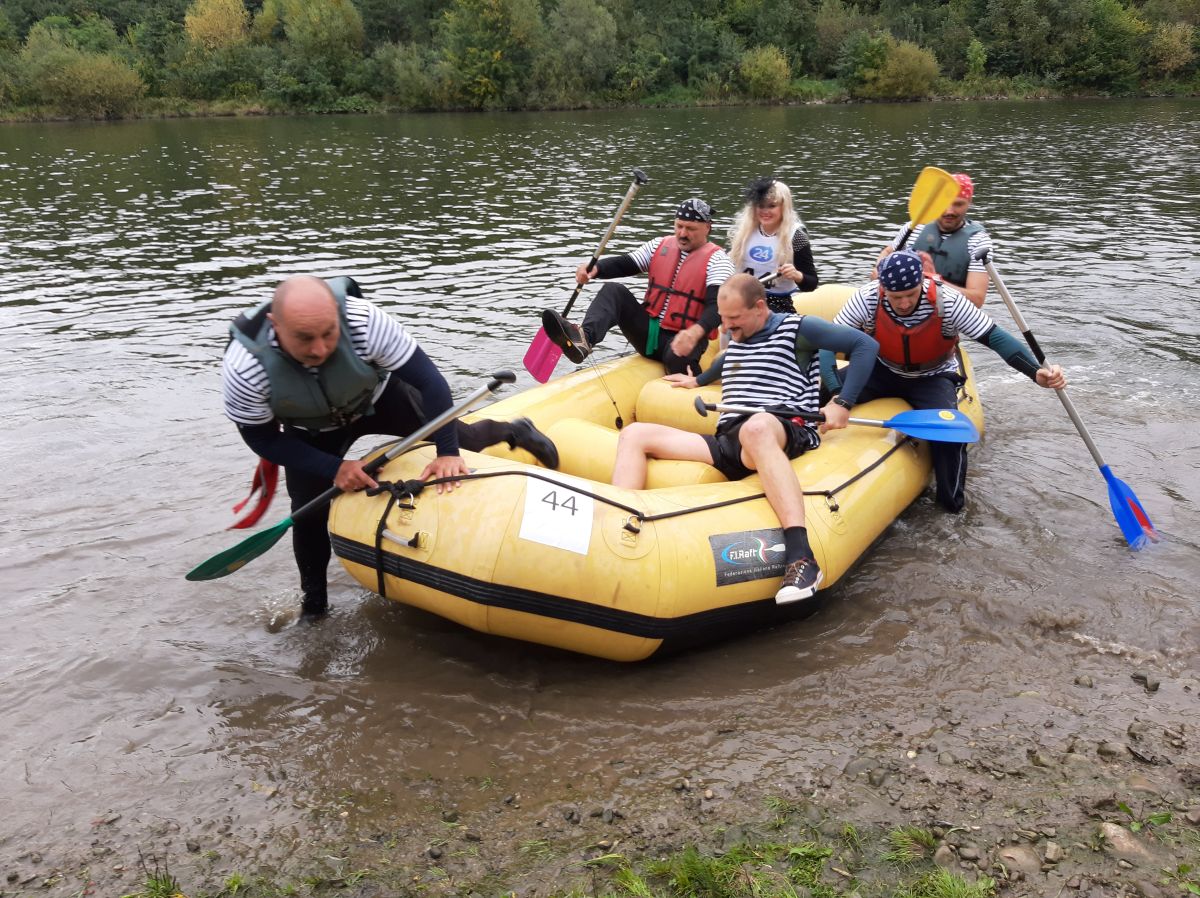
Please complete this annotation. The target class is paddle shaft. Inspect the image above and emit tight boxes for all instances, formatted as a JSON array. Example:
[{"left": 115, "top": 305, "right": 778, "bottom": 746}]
[
  {"left": 979, "top": 252, "right": 1109, "bottom": 470},
  {"left": 287, "top": 373, "right": 513, "bottom": 525},
  {"left": 560, "top": 168, "right": 648, "bottom": 319},
  {"left": 700, "top": 400, "right": 886, "bottom": 429}
]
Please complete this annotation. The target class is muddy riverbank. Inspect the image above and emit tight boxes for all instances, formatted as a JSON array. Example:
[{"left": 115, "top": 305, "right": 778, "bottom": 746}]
[{"left": 6, "top": 628, "right": 1196, "bottom": 898}]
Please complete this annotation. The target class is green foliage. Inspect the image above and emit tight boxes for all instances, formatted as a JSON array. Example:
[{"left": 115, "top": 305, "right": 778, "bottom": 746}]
[
  {"left": 0, "top": 11, "right": 19, "bottom": 53},
  {"left": 1, "top": 0, "right": 1196, "bottom": 116},
  {"left": 280, "top": 0, "right": 364, "bottom": 64},
  {"left": 1062, "top": 0, "right": 1146, "bottom": 92},
  {"left": 1147, "top": 21, "right": 1197, "bottom": 76},
  {"left": 871, "top": 37, "right": 939, "bottom": 99},
  {"left": 527, "top": 0, "right": 618, "bottom": 105},
  {"left": 739, "top": 44, "right": 791, "bottom": 98},
  {"left": 168, "top": 40, "right": 275, "bottom": 98},
  {"left": 184, "top": 0, "right": 249, "bottom": 50},
  {"left": 882, "top": 825, "right": 937, "bottom": 867},
  {"left": 368, "top": 41, "right": 439, "bottom": 108},
  {"left": 17, "top": 20, "right": 145, "bottom": 116},
  {"left": 611, "top": 41, "right": 674, "bottom": 100},
  {"left": 837, "top": 29, "right": 889, "bottom": 92},
  {"left": 812, "top": 0, "right": 875, "bottom": 76},
  {"left": 965, "top": 37, "right": 987, "bottom": 80},
  {"left": 893, "top": 868, "right": 997, "bottom": 898},
  {"left": 439, "top": 0, "right": 541, "bottom": 108}
]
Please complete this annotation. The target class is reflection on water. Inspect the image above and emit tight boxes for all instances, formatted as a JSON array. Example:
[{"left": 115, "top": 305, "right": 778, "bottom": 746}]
[{"left": 1, "top": 100, "right": 1198, "bottom": 875}]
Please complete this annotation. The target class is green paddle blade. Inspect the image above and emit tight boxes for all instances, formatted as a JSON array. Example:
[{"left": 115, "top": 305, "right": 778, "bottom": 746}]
[
  {"left": 883, "top": 408, "right": 980, "bottom": 443},
  {"left": 185, "top": 517, "right": 294, "bottom": 581}
]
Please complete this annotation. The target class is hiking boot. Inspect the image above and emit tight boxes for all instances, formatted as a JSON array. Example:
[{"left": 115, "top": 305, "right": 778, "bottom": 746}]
[
  {"left": 775, "top": 557, "right": 823, "bottom": 604},
  {"left": 542, "top": 309, "right": 591, "bottom": 364},
  {"left": 508, "top": 417, "right": 559, "bottom": 469}
]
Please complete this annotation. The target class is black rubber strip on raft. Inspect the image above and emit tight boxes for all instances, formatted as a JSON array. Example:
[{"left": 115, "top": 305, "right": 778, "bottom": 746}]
[{"left": 331, "top": 533, "right": 820, "bottom": 645}]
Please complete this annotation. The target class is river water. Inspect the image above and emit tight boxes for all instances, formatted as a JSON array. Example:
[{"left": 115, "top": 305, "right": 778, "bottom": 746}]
[{"left": 1, "top": 101, "right": 1197, "bottom": 889}]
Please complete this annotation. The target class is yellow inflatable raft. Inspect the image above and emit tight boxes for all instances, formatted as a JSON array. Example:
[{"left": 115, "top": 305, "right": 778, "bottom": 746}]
[{"left": 329, "top": 285, "right": 984, "bottom": 661}]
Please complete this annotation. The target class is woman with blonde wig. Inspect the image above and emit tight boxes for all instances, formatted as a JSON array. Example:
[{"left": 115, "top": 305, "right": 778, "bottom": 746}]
[{"left": 727, "top": 177, "right": 819, "bottom": 314}]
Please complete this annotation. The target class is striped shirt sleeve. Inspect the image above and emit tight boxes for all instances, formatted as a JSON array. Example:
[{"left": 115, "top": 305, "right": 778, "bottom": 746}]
[
  {"left": 833, "top": 285, "right": 877, "bottom": 331},
  {"left": 347, "top": 296, "right": 417, "bottom": 370},
  {"left": 705, "top": 247, "right": 736, "bottom": 286},
  {"left": 222, "top": 340, "right": 274, "bottom": 426},
  {"left": 627, "top": 237, "right": 664, "bottom": 271},
  {"left": 966, "top": 227, "right": 992, "bottom": 273},
  {"left": 941, "top": 285, "right": 994, "bottom": 340}
]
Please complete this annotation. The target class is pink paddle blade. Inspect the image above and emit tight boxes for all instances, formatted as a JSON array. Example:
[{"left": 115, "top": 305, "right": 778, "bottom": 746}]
[{"left": 523, "top": 327, "right": 562, "bottom": 383}]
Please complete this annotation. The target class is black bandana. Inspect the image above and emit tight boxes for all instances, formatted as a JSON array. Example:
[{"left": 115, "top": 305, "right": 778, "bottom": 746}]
[
  {"left": 675, "top": 198, "right": 713, "bottom": 223},
  {"left": 743, "top": 177, "right": 777, "bottom": 206}
]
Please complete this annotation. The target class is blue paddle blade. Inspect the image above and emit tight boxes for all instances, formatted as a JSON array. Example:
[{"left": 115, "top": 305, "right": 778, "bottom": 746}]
[
  {"left": 883, "top": 408, "right": 980, "bottom": 443},
  {"left": 1100, "top": 465, "right": 1156, "bottom": 550}
]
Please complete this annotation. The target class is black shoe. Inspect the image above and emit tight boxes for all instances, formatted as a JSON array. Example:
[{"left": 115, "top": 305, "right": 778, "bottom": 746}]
[
  {"left": 541, "top": 309, "right": 591, "bottom": 364},
  {"left": 300, "top": 592, "right": 328, "bottom": 618},
  {"left": 508, "top": 417, "right": 559, "bottom": 469},
  {"left": 775, "top": 558, "right": 823, "bottom": 604}
]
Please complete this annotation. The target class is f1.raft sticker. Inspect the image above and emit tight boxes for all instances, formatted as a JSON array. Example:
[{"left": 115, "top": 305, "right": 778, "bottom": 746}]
[
  {"left": 709, "top": 528, "right": 786, "bottom": 586},
  {"left": 519, "top": 476, "right": 595, "bottom": 555},
  {"left": 938, "top": 410, "right": 956, "bottom": 420}
]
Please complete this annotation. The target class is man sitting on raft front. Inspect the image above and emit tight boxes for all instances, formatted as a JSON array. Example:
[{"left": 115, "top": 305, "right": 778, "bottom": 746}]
[
  {"left": 610, "top": 273, "right": 879, "bottom": 604},
  {"left": 542, "top": 198, "right": 735, "bottom": 375}
]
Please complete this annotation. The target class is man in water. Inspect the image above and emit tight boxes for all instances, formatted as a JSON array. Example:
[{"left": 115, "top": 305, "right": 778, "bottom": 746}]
[
  {"left": 827, "top": 250, "right": 1064, "bottom": 512},
  {"left": 222, "top": 275, "right": 558, "bottom": 617}
]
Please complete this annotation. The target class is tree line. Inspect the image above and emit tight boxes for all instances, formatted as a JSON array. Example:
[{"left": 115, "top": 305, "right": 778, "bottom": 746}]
[{"left": 0, "top": 0, "right": 1196, "bottom": 120}]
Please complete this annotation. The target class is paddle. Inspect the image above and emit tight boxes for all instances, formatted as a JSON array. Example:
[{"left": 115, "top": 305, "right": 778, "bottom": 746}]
[
  {"left": 693, "top": 396, "right": 980, "bottom": 444},
  {"left": 522, "top": 168, "right": 649, "bottom": 383},
  {"left": 186, "top": 370, "right": 517, "bottom": 582},
  {"left": 975, "top": 249, "right": 1157, "bottom": 549},
  {"left": 894, "top": 166, "right": 960, "bottom": 251}
]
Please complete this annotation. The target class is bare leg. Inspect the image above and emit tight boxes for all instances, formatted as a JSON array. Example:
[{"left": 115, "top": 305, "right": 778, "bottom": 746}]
[
  {"left": 737, "top": 413, "right": 805, "bottom": 527},
  {"left": 612, "top": 422, "right": 713, "bottom": 489}
]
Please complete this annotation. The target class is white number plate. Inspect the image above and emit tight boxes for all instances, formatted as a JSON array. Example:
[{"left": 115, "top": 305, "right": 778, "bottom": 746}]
[{"left": 518, "top": 477, "right": 594, "bottom": 555}]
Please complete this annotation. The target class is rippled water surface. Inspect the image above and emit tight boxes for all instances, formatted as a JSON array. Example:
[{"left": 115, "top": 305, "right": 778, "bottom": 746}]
[{"left": 1, "top": 101, "right": 1198, "bottom": 877}]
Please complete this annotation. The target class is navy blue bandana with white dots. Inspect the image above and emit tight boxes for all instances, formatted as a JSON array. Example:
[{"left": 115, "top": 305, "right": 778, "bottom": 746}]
[
  {"left": 878, "top": 250, "right": 924, "bottom": 291},
  {"left": 675, "top": 198, "right": 713, "bottom": 223}
]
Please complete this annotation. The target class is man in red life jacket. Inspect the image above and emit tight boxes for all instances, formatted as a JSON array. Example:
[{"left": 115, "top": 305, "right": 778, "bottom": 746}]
[
  {"left": 543, "top": 198, "right": 736, "bottom": 375},
  {"left": 824, "top": 250, "right": 1064, "bottom": 512}
]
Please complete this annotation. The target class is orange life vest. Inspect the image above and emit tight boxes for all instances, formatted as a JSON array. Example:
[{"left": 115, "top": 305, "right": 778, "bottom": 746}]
[
  {"left": 643, "top": 237, "right": 719, "bottom": 336},
  {"left": 873, "top": 279, "right": 959, "bottom": 372}
]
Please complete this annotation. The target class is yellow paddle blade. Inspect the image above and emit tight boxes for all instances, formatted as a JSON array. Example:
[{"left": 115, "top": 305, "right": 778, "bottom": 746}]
[{"left": 908, "top": 166, "right": 960, "bottom": 227}]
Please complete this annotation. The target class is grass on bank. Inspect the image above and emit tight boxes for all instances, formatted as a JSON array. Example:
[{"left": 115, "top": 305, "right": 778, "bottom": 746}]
[{"left": 117, "top": 829, "right": 997, "bottom": 898}]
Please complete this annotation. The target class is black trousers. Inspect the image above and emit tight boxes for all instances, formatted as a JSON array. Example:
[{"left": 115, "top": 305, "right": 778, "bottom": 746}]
[
  {"left": 855, "top": 361, "right": 968, "bottom": 513},
  {"left": 581, "top": 283, "right": 708, "bottom": 375},
  {"left": 284, "top": 377, "right": 511, "bottom": 600}
]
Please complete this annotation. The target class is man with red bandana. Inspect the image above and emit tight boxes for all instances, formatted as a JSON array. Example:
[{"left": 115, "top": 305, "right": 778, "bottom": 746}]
[
  {"left": 876, "top": 172, "right": 993, "bottom": 308},
  {"left": 542, "top": 198, "right": 736, "bottom": 375},
  {"left": 825, "top": 251, "right": 1064, "bottom": 512}
]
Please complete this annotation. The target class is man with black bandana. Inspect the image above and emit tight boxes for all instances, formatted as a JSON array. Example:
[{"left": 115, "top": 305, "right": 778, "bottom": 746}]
[
  {"left": 222, "top": 275, "right": 559, "bottom": 618},
  {"left": 542, "top": 198, "right": 736, "bottom": 375},
  {"left": 824, "top": 250, "right": 1064, "bottom": 512}
]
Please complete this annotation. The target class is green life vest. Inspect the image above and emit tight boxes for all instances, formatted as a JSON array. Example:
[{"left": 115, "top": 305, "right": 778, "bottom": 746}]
[
  {"left": 912, "top": 220, "right": 984, "bottom": 287},
  {"left": 230, "top": 276, "right": 387, "bottom": 431}
]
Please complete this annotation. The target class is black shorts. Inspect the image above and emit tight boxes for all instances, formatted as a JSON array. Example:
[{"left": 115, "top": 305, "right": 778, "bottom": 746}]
[{"left": 701, "top": 414, "right": 821, "bottom": 481}]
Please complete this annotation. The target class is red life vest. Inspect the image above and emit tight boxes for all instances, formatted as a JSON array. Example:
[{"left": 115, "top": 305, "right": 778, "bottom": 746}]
[
  {"left": 643, "top": 237, "right": 719, "bottom": 336},
  {"left": 873, "top": 279, "right": 959, "bottom": 372}
]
